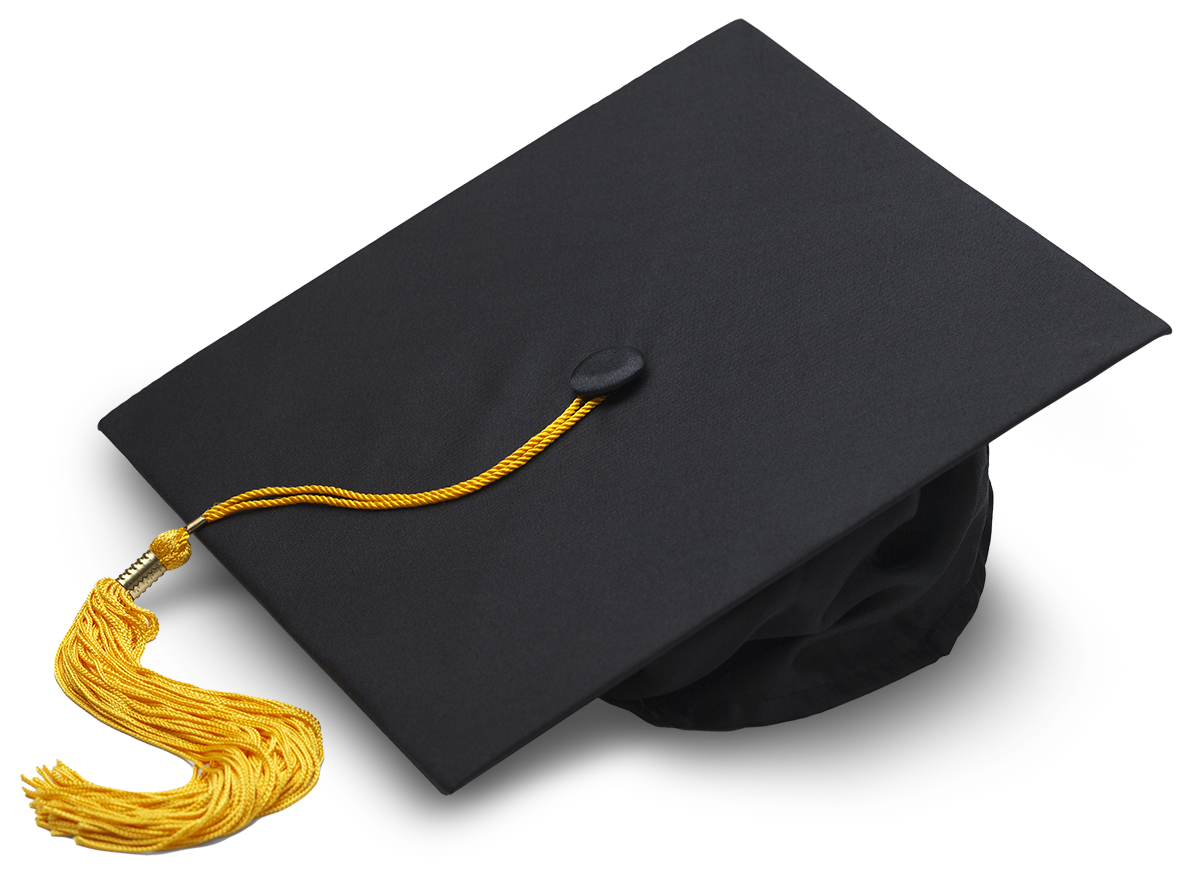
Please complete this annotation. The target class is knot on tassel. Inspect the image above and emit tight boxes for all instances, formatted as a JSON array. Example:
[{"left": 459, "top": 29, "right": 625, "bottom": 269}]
[
  {"left": 22, "top": 579, "right": 323, "bottom": 852},
  {"left": 149, "top": 527, "right": 191, "bottom": 570}
]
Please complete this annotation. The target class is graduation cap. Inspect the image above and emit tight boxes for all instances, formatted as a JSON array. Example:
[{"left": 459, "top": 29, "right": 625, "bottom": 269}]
[{"left": 23, "top": 19, "right": 1168, "bottom": 851}]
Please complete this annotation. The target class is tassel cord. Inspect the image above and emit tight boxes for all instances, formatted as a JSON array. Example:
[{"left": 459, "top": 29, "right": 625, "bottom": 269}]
[{"left": 23, "top": 395, "right": 604, "bottom": 852}]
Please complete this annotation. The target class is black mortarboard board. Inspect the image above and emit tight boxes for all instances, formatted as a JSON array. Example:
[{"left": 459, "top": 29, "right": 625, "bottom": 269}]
[{"left": 97, "top": 20, "right": 1168, "bottom": 794}]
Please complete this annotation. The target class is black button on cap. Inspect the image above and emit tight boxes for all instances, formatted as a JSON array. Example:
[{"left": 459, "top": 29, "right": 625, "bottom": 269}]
[{"left": 569, "top": 347, "right": 645, "bottom": 397}]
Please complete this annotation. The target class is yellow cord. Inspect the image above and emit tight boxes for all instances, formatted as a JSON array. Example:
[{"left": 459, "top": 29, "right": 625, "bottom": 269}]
[
  {"left": 203, "top": 396, "right": 603, "bottom": 521},
  {"left": 23, "top": 395, "right": 604, "bottom": 852}
]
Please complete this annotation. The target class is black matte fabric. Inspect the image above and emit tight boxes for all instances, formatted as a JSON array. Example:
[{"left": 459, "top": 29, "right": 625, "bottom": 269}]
[
  {"left": 98, "top": 20, "right": 1169, "bottom": 793},
  {"left": 604, "top": 448, "right": 992, "bottom": 729}
]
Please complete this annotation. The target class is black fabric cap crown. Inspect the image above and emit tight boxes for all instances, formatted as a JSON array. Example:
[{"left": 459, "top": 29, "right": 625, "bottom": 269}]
[{"left": 604, "top": 447, "right": 993, "bottom": 730}]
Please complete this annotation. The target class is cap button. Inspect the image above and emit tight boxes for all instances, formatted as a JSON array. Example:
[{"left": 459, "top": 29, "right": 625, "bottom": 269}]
[{"left": 569, "top": 347, "right": 645, "bottom": 397}]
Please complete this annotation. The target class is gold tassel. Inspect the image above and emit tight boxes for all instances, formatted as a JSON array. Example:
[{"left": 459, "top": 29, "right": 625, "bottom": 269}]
[
  {"left": 22, "top": 396, "right": 605, "bottom": 851},
  {"left": 22, "top": 539, "right": 323, "bottom": 853}
]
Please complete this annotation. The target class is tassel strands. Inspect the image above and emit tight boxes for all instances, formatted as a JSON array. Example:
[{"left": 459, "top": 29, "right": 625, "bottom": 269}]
[{"left": 22, "top": 578, "right": 323, "bottom": 852}]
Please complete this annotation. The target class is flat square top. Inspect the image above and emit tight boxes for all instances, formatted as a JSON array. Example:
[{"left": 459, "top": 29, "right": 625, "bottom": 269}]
[{"left": 100, "top": 20, "right": 1168, "bottom": 792}]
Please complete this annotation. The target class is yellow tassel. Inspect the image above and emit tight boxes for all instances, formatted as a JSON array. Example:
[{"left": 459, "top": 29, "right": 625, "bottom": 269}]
[
  {"left": 22, "top": 570, "right": 322, "bottom": 852},
  {"left": 22, "top": 397, "right": 604, "bottom": 851}
]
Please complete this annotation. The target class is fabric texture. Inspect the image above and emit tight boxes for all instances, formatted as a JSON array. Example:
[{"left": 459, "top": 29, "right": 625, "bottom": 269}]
[{"left": 605, "top": 448, "right": 992, "bottom": 729}]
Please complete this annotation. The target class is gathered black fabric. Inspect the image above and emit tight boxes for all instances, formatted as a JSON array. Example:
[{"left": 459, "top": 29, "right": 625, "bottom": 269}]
[{"left": 604, "top": 448, "right": 992, "bottom": 729}]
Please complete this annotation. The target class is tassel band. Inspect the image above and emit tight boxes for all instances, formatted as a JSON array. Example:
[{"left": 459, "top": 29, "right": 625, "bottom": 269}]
[{"left": 115, "top": 550, "right": 165, "bottom": 599}]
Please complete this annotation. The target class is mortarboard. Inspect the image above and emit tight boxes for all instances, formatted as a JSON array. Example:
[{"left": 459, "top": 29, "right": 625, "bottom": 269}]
[{"left": 23, "top": 19, "right": 1169, "bottom": 851}]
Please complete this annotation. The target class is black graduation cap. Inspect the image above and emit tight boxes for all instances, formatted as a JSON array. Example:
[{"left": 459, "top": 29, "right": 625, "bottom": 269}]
[{"left": 96, "top": 20, "right": 1168, "bottom": 796}]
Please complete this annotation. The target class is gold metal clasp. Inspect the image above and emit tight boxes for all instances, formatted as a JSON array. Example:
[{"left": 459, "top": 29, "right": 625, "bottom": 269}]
[{"left": 116, "top": 550, "right": 166, "bottom": 600}]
